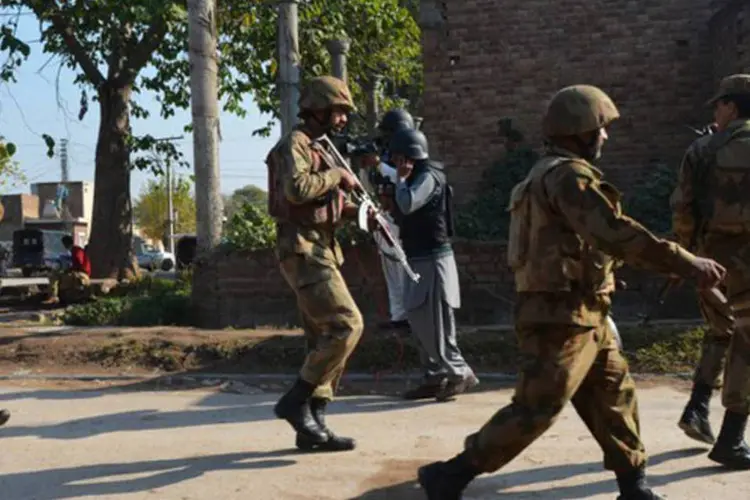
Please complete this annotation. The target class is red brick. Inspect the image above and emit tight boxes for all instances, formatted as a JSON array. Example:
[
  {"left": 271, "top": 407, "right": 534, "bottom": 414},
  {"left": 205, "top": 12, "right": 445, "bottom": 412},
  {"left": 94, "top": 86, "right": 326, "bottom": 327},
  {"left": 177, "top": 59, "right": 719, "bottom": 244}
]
[{"left": 418, "top": 0, "right": 745, "bottom": 203}]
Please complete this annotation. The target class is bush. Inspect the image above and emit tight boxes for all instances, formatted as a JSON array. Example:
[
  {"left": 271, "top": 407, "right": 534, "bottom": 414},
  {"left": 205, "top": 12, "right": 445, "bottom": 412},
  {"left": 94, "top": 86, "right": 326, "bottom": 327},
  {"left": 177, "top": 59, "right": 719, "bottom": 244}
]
[
  {"left": 63, "top": 276, "right": 192, "bottom": 327},
  {"left": 454, "top": 145, "right": 539, "bottom": 241},
  {"left": 623, "top": 162, "right": 678, "bottom": 235},
  {"left": 63, "top": 298, "right": 127, "bottom": 326},
  {"left": 223, "top": 202, "right": 277, "bottom": 251}
]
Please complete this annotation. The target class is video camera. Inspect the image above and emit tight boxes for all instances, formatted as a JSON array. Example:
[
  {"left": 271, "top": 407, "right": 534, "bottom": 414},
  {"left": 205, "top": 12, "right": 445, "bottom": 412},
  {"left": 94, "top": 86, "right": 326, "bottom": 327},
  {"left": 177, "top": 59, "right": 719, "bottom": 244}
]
[{"left": 330, "top": 133, "right": 381, "bottom": 159}]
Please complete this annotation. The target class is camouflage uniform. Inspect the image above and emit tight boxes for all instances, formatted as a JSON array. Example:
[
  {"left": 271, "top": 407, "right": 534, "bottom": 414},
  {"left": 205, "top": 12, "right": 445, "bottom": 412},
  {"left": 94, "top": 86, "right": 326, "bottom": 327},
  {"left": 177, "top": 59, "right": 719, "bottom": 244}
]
[
  {"left": 418, "top": 85, "right": 701, "bottom": 500},
  {"left": 49, "top": 270, "right": 91, "bottom": 303},
  {"left": 269, "top": 76, "right": 363, "bottom": 452},
  {"left": 671, "top": 74, "right": 750, "bottom": 468}
]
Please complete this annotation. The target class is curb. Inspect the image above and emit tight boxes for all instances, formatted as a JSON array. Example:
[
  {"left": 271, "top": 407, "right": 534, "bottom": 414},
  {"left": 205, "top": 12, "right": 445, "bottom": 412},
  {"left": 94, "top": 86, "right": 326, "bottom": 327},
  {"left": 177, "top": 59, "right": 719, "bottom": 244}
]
[{"left": 0, "top": 370, "right": 693, "bottom": 384}]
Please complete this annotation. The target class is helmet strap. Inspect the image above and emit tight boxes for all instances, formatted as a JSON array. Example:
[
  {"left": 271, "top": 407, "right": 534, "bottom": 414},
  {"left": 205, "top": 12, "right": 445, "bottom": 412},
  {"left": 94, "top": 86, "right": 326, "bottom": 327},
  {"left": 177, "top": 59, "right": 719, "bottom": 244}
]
[{"left": 573, "top": 133, "right": 599, "bottom": 163}]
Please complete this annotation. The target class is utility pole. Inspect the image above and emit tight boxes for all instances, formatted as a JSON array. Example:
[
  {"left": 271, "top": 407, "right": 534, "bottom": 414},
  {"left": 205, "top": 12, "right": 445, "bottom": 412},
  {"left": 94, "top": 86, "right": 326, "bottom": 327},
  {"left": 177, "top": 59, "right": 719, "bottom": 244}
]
[
  {"left": 152, "top": 135, "right": 183, "bottom": 256},
  {"left": 326, "top": 39, "right": 350, "bottom": 83},
  {"left": 59, "top": 138, "right": 69, "bottom": 182},
  {"left": 188, "top": 0, "right": 222, "bottom": 256},
  {"left": 165, "top": 161, "right": 175, "bottom": 255},
  {"left": 278, "top": 0, "right": 301, "bottom": 136}
]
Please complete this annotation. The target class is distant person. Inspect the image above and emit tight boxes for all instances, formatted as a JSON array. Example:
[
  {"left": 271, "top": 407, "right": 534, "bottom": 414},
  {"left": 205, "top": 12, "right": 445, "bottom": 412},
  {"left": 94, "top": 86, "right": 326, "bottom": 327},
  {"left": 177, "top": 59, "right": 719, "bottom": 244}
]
[
  {"left": 0, "top": 408, "right": 9, "bottom": 426},
  {"left": 360, "top": 108, "right": 416, "bottom": 331},
  {"left": 43, "top": 235, "right": 91, "bottom": 304}
]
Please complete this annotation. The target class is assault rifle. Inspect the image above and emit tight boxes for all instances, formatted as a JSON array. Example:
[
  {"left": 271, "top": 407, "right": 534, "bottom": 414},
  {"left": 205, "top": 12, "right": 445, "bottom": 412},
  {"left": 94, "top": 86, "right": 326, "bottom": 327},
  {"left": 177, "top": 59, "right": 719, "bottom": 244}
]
[{"left": 310, "top": 135, "right": 421, "bottom": 283}]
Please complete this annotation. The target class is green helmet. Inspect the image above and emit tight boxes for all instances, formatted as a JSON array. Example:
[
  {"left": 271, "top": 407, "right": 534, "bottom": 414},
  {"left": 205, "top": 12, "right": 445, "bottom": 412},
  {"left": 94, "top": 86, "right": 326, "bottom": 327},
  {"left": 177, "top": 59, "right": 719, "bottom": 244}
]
[
  {"left": 298, "top": 76, "right": 356, "bottom": 114},
  {"left": 542, "top": 85, "right": 620, "bottom": 137},
  {"left": 707, "top": 74, "right": 750, "bottom": 105}
]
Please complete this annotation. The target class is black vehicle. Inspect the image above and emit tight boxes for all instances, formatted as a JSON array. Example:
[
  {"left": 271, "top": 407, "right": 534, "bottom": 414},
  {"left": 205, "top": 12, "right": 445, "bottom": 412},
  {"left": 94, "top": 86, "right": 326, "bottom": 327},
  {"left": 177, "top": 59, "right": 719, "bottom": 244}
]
[
  {"left": 175, "top": 234, "right": 197, "bottom": 270},
  {"left": 12, "top": 228, "right": 68, "bottom": 277}
]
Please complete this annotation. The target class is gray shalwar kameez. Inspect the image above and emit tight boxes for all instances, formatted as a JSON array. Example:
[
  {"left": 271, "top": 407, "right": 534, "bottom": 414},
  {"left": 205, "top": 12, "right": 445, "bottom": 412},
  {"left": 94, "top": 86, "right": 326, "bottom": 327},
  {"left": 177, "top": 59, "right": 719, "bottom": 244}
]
[{"left": 395, "top": 170, "right": 474, "bottom": 383}]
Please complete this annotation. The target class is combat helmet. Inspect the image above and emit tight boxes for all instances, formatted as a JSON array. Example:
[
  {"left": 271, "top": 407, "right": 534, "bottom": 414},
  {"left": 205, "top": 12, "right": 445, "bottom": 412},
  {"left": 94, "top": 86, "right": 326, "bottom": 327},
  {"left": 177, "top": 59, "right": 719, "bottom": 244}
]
[
  {"left": 389, "top": 128, "right": 429, "bottom": 160},
  {"left": 543, "top": 85, "right": 620, "bottom": 137},
  {"left": 298, "top": 76, "right": 356, "bottom": 114},
  {"left": 707, "top": 74, "right": 750, "bottom": 105},
  {"left": 378, "top": 109, "right": 415, "bottom": 134}
]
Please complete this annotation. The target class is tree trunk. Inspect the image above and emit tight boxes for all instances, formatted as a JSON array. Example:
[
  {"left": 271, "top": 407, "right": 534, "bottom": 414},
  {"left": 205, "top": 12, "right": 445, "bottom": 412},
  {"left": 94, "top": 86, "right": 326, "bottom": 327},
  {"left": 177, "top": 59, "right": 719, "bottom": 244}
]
[
  {"left": 188, "top": 0, "right": 222, "bottom": 255},
  {"left": 88, "top": 82, "right": 140, "bottom": 280}
]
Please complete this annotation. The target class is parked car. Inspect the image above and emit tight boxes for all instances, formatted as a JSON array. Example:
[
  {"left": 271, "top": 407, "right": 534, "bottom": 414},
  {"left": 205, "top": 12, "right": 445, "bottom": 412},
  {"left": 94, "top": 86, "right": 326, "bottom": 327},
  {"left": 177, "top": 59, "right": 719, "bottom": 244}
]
[
  {"left": 11, "top": 229, "right": 69, "bottom": 277},
  {"left": 135, "top": 243, "right": 175, "bottom": 272}
]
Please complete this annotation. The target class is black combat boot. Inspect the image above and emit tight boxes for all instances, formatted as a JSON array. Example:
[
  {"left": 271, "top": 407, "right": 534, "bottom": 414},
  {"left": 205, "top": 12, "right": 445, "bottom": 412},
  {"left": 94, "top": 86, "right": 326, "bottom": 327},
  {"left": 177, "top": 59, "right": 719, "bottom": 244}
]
[
  {"left": 418, "top": 452, "right": 480, "bottom": 500},
  {"left": 295, "top": 398, "right": 356, "bottom": 452},
  {"left": 0, "top": 408, "right": 9, "bottom": 426},
  {"left": 615, "top": 467, "right": 665, "bottom": 500},
  {"left": 678, "top": 381, "right": 716, "bottom": 444},
  {"left": 707, "top": 410, "right": 750, "bottom": 469},
  {"left": 274, "top": 378, "right": 328, "bottom": 445}
]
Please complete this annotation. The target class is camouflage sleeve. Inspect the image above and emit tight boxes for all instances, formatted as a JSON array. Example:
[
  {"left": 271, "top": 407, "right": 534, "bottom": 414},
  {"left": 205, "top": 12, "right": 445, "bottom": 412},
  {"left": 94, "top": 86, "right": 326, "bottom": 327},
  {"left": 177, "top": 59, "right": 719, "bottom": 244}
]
[
  {"left": 547, "top": 162, "right": 698, "bottom": 278},
  {"left": 280, "top": 133, "right": 342, "bottom": 204},
  {"left": 669, "top": 141, "right": 701, "bottom": 248}
]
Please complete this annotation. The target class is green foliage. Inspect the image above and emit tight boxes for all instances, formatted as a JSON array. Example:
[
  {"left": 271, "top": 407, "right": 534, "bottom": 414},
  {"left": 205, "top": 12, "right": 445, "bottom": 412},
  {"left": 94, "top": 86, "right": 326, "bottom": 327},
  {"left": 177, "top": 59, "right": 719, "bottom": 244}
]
[
  {"left": 210, "top": 0, "right": 423, "bottom": 136},
  {"left": 134, "top": 176, "right": 197, "bottom": 242},
  {"left": 623, "top": 162, "right": 678, "bottom": 235},
  {"left": 63, "top": 298, "right": 127, "bottom": 327},
  {"left": 0, "top": 1, "right": 191, "bottom": 167},
  {"left": 455, "top": 146, "right": 540, "bottom": 241},
  {"left": 63, "top": 276, "right": 191, "bottom": 326},
  {"left": 223, "top": 202, "right": 277, "bottom": 251},
  {"left": 0, "top": 136, "right": 26, "bottom": 189},
  {"left": 631, "top": 326, "right": 705, "bottom": 373},
  {"left": 223, "top": 184, "right": 269, "bottom": 219},
  {"left": 0, "top": 0, "right": 421, "bottom": 277}
]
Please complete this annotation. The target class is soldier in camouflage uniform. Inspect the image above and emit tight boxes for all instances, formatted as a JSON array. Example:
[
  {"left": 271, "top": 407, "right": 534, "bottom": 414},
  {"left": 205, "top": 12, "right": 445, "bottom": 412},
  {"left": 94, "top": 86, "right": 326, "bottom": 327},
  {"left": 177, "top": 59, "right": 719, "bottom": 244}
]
[
  {"left": 417, "top": 85, "right": 727, "bottom": 500},
  {"left": 267, "top": 76, "right": 367, "bottom": 453},
  {"left": 671, "top": 74, "right": 750, "bottom": 469}
]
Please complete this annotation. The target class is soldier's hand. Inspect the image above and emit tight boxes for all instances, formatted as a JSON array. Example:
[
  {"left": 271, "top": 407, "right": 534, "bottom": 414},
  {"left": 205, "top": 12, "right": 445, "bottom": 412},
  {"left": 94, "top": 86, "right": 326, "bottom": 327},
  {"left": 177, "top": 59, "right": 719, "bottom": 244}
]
[
  {"left": 691, "top": 257, "right": 727, "bottom": 289},
  {"left": 339, "top": 170, "right": 359, "bottom": 192}
]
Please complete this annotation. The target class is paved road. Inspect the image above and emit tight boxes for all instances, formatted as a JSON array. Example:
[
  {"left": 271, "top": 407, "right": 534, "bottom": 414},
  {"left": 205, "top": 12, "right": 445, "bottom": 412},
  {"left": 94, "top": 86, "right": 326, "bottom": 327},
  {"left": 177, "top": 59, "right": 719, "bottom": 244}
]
[{"left": 0, "top": 384, "right": 747, "bottom": 499}]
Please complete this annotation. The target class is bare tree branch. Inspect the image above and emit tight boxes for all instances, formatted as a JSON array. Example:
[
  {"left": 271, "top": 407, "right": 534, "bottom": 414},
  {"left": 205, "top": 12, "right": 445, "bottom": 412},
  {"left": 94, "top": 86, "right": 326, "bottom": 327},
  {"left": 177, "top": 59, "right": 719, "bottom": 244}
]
[
  {"left": 27, "top": 2, "right": 106, "bottom": 87},
  {"left": 121, "top": 17, "right": 168, "bottom": 83}
]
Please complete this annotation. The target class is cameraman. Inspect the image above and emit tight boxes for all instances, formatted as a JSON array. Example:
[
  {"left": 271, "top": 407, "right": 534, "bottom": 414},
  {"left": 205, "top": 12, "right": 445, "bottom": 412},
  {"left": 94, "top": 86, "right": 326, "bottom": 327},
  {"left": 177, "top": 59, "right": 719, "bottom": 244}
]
[
  {"left": 360, "top": 109, "right": 416, "bottom": 330},
  {"left": 390, "top": 128, "right": 478, "bottom": 402}
]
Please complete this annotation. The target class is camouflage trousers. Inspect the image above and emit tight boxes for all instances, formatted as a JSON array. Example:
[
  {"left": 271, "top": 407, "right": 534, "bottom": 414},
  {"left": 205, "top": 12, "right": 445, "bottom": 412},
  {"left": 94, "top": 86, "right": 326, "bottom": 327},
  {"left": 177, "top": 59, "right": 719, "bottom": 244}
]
[
  {"left": 693, "top": 286, "right": 734, "bottom": 389},
  {"left": 464, "top": 319, "right": 646, "bottom": 473},
  {"left": 49, "top": 270, "right": 91, "bottom": 302},
  {"left": 280, "top": 255, "right": 364, "bottom": 402},
  {"left": 700, "top": 234, "right": 750, "bottom": 414}
]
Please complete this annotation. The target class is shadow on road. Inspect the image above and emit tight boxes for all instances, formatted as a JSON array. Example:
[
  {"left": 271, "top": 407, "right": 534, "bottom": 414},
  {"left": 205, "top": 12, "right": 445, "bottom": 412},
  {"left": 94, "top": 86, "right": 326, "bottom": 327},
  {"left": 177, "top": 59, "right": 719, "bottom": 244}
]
[
  {"left": 0, "top": 450, "right": 296, "bottom": 500},
  {"left": 353, "top": 448, "right": 731, "bottom": 499},
  {"left": 0, "top": 393, "right": 436, "bottom": 440}
]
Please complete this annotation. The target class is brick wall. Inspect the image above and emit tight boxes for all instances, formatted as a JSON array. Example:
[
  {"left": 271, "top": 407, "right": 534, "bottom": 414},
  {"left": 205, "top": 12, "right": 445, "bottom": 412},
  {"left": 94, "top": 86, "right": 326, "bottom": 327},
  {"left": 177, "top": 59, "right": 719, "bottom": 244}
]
[
  {"left": 418, "top": 0, "right": 723, "bottom": 202},
  {"left": 193, "top": 242, "right": 700, "bottom": 329},
  {"left": 710, "top": 0, "right": 750, "bottom": 82}
]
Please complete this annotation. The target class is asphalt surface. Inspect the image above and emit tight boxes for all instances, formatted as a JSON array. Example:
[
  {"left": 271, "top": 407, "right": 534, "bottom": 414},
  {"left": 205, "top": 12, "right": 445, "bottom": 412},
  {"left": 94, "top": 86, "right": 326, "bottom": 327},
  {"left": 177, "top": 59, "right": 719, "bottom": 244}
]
[{"left": 0, "top": 384, "right": 748, "bottom": 499}]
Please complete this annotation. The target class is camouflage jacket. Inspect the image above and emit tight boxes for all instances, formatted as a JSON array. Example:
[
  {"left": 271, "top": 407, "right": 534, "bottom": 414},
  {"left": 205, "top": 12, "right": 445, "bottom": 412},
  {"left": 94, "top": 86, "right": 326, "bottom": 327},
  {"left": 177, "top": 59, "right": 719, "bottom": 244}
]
[
  {"left": 671, "top": 119, "right": 750, "bottom": 250},
  {"left": 267, "top": 125, "right": 356, "bottom": 269},
  {"left": 507, "top": 146, "right": 698, "bottom": 326}
]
